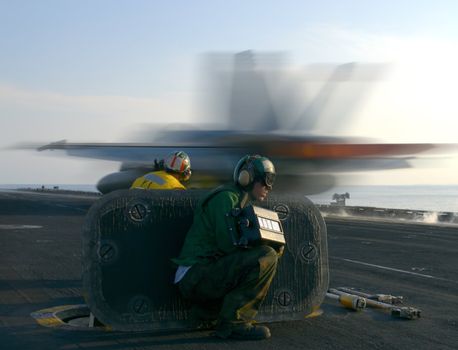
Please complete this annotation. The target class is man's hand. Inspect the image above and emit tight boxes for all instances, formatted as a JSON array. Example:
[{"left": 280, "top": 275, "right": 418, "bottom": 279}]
[{"left": 276, "top": 245, "right": 285, "bottom": 257}]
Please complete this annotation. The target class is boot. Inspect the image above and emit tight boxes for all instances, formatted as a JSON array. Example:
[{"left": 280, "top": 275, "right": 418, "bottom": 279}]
[
  {"left": 188, "top": 303, "right": 219, "bottom": 330},
  {"left": 214, "top": 322, "right": 271, "bottom": 340}
]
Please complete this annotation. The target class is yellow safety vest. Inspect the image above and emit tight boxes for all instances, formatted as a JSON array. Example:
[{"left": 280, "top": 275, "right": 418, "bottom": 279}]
[{"left": 130, "top": 170, "right": 186, "bottom": 190}]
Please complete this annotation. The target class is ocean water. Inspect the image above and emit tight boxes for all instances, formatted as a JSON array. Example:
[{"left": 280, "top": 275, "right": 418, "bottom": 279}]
[
  {"left": 307, "top": 185, "right": 458, "bottom": 213},
  {"left": 1, "top": 184, "right": 458, "bottom": 213},
  {"left": 0, "top": 184, "right": 99, "bottom": 193}
]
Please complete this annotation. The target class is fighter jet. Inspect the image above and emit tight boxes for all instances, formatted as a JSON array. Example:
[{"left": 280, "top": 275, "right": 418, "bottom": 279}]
[{"left": 36, "top": 51, "right": 441, "bottom": 194}]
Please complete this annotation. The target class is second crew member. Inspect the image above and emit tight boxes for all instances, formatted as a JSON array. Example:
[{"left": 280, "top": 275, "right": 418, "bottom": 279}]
[{"left": 130, "top": 151, "right": 192, "bottom": 190}]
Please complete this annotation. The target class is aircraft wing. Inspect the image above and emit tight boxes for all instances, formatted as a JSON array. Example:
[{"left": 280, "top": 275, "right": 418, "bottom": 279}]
[
  {"left": 37, "top": 140, "right": 244, "bottom": 162},
  {"left": 36, "top": 138, "right": 442, "bottom": 170}
]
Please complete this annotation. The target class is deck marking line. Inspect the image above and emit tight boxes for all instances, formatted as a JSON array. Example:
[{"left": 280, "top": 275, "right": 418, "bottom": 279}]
[
  {"left": 332, "top": 257, "right": 458, "bottom": 284},
  {"left": 0, "top": 225, "right": 42, "bottom": 229}
]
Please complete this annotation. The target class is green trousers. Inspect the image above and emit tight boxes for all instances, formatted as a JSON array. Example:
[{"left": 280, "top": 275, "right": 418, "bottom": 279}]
[{"left": 177, "top": 245, "right": 279, "bottom": 324}]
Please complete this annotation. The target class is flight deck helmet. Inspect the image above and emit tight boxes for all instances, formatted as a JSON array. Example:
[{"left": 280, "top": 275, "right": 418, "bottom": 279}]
[
  {"left": 164, "top": 151, "right": 192, "bottom": 181},
  {"left": 233, "top": 154, "right": 276, "bottom": 190}
]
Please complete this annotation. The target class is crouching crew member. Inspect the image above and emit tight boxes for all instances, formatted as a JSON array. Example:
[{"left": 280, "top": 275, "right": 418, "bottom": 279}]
[
  {"left": 172, "top": 154, "right": 280, "bottom": 340},
  {"left": 130, "top": 151, "right": 191, "bottom": 190}
]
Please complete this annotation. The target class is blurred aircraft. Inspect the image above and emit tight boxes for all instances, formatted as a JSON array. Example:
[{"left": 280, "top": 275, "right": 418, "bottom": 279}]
[{"left": 36, "top": 51, "right": 443, "bottom": 194}]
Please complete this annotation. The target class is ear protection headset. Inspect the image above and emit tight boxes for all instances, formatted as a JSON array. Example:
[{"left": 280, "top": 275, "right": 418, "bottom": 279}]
[{"left": 234, "top": 155, "right": 259, "bottom": 187}]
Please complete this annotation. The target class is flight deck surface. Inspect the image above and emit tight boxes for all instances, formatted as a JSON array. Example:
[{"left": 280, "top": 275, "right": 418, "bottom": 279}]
[{"left": 0, "top": 190, "right": 456, "bottom": 349}]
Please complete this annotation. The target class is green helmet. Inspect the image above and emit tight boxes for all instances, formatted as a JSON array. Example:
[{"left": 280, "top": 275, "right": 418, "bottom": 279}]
[{"left": 233, "top": 155, "right": 276, "bottom": 189}]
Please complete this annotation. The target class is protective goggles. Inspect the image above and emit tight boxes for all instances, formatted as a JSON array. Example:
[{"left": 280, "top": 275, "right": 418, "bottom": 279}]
[
  {"left": 182, "top": 168, "right": 192, "bottom": 179},
  {"left": 263, "top": 172, "right": 276, "bottom": 189}
]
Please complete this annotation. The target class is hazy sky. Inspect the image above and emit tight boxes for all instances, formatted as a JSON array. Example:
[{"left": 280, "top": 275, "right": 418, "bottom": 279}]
[{"left": 1, "top": 0, "right": 458, "bottom": 185}]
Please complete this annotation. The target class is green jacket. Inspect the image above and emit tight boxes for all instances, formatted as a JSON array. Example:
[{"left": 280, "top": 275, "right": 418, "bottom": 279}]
[{"left": 172, "top": 183, "right": 249, "bottom": 266}]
